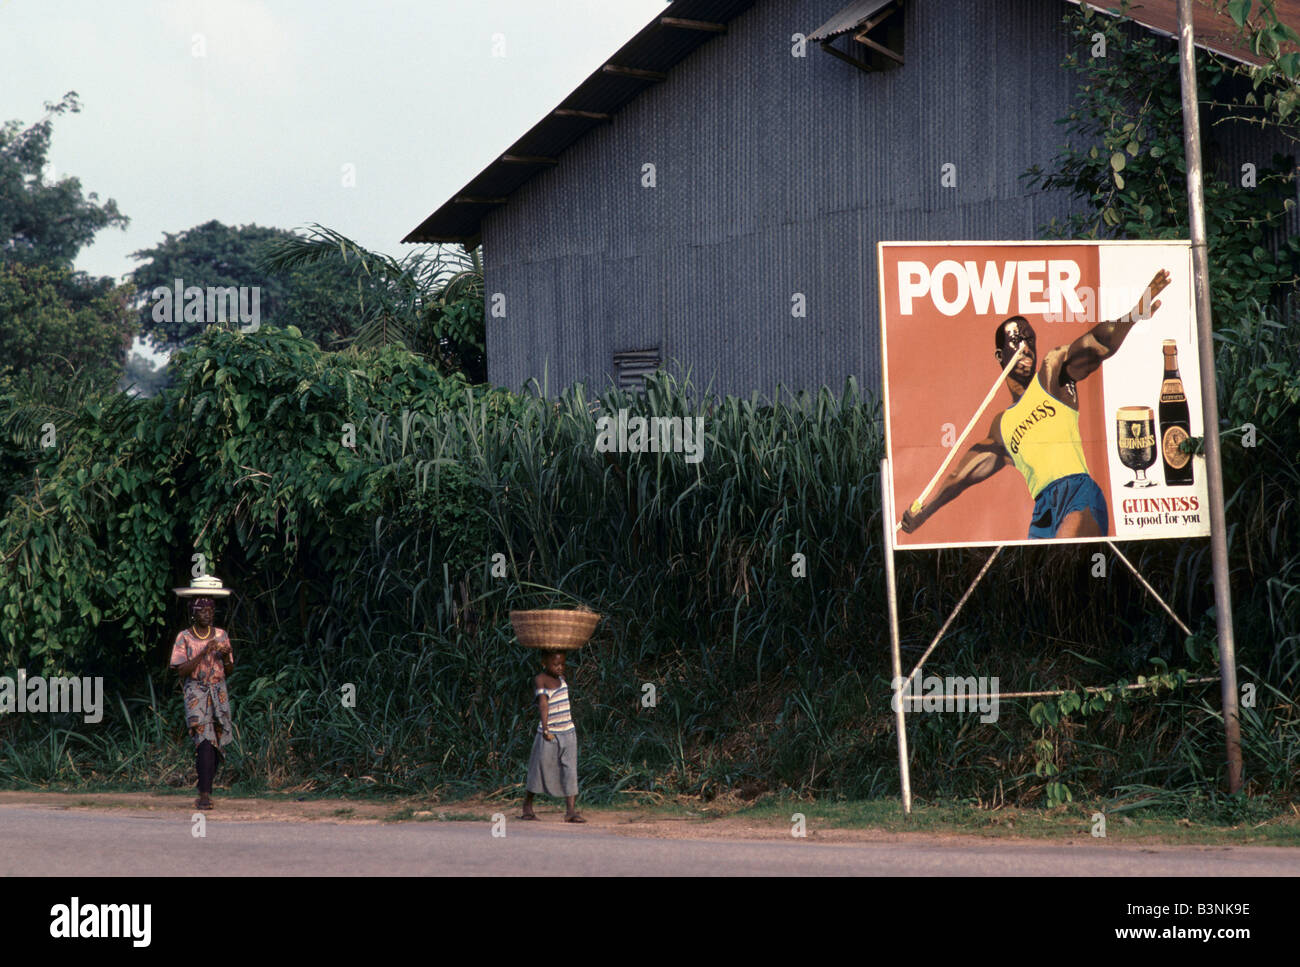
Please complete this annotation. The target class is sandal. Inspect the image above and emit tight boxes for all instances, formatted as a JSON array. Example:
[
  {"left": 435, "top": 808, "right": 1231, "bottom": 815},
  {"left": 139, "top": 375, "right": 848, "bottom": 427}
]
[
  {"left": 565, "top": 814, "right": 587, "bottom": 823},
  {"left": 195, "top": 799, "right": 213, "bottom": 810},
  {"left": 519, "top": 812, "right": 538, "bottom": 821}
]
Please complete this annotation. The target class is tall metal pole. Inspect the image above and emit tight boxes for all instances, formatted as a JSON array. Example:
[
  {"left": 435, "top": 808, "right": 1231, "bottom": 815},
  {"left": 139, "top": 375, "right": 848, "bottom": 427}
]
[
  {"left": 1176, "top": 0, "right": 1243, "bottom": 794},
  {"left": 881, "top": 459, "right": 912, "bottom": 814}
]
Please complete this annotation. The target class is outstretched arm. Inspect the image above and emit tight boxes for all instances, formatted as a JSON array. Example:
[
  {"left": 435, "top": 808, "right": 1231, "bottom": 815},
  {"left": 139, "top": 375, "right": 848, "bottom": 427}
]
[
  {"left": 1064, "top": 268, "right": 1170, "bottom": 382},
  {"left": 900, "top": 428, "right": 1009, "bottom": 533}
]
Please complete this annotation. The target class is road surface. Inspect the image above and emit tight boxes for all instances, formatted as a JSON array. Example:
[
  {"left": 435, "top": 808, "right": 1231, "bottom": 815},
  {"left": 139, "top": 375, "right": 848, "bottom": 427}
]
[{"left": 2, "top": 805, "right": 1297, "bottom": 875}]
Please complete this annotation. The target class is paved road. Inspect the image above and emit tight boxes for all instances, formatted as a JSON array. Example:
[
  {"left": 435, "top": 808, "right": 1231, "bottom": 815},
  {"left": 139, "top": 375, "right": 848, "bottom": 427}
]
[{"left": 2, "top": 806, "right": 1297, "bottom": 875}]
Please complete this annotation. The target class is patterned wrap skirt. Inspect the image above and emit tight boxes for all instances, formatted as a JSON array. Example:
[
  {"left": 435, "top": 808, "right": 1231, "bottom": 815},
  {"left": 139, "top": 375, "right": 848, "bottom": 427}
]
[{"left": 183, "top": 679, "right": 234, "bottom": 749}]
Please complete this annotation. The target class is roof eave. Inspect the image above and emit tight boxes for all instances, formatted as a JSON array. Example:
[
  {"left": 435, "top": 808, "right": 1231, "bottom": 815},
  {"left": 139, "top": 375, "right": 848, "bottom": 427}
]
[{"left": 403, "top": 1, "right": 756, "bottom": 246}]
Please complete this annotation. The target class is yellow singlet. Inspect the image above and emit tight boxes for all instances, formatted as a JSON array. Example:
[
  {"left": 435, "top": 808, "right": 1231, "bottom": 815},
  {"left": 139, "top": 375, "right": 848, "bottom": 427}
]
[{"left": 999, "top": 374, "right": 1090, "bottom": 499}]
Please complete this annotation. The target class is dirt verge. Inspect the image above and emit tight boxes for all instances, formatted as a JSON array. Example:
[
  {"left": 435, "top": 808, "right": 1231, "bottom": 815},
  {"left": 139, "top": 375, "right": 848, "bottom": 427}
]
[{"left": 6, "top": 790, "right": 1293, "bottom": 848}]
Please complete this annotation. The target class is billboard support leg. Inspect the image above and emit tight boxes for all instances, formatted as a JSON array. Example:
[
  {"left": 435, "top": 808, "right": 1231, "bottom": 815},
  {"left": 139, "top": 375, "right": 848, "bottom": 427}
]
[
  {"left": 904, "top": 547, "right": 1002, "bottom": 688},
  {"left": 1106, "top": 541, "right": 1193, "bottom": 638},
  {"left": 881, "top": 458, "right": 911, "bottom": 815}
]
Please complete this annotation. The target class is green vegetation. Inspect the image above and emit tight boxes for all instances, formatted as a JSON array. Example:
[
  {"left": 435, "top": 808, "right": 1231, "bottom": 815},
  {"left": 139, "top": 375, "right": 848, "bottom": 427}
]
[
  {"left": 1026, "top": 3, "right": 1300, "bottom": 319},
  {"left": 260, "top": 224, "right": 485, "bottom": 381},
  {"left": 0, "top": 263, "right": 135, "bottom": 388},
  {"left": 0, "top": 350, "right": 1295, "bottom": 816},
  {"left": 0, "top": 93, "right": 136, "bottom": 399},
  {"left": 129, "top": 220, "right": 384, "bottom": 353},
  {"left": 0, "top": 93, "right": 128, "bottom": 271},
  {"left": 724, "top": 796, "right": 1300, "bottom": 845}
]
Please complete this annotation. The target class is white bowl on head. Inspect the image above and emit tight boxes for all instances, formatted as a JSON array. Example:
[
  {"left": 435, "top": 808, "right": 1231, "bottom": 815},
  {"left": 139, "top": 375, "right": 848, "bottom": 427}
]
[{"left": 173, "top": 575, "right": 233, "bottom": 598}]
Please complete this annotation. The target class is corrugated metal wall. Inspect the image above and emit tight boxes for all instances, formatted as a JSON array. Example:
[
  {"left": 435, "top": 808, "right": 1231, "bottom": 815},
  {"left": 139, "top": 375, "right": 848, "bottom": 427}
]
[{"left": 479, "top": 0, "right": 1292, "bottom": 398}]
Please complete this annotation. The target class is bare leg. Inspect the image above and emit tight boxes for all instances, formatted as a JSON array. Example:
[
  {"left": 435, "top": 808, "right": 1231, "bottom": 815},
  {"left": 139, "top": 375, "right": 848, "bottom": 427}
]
[
  {"left": 1056, "top": 509, "right": 1102, "bottom": 539},
  {"left": 520, "top": 791, "right": 537, "bottom": 819},
  {"left": 565, "top": 796, "right": 585, "bottom": 822}
]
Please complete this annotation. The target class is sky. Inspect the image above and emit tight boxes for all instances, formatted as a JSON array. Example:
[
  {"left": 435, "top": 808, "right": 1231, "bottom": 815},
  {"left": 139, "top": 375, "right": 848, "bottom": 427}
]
[{"left": 1, "top": 0, "right": 670, "bottom": 286}]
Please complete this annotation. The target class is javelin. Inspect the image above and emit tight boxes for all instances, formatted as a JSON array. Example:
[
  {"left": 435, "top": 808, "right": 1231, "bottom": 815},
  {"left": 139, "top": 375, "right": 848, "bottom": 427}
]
[{"left": 896, "top": 343, "right": 1025, "bottom": 531}]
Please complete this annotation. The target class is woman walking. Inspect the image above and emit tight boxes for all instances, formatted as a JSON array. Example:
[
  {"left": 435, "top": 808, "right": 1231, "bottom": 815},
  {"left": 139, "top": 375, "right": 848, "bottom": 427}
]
[{"left": 170, "top": 576, "right": 235, "bottom": 810}]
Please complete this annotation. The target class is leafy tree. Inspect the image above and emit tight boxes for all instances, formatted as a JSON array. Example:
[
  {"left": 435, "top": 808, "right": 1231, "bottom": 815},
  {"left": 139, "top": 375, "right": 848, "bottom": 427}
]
[
  {"left": 120, "top": 350, "right": 169, "bottom": 398},
  {"left": 0, "top": 262, "right": 135, "bottom": 386},
  {"left": 0, "top": 92, "right": 129, "bottom": 270},
  {"left": 261, "top": 225, "right": 486, "bottom": 382},
  {"left": 0, "top": 323, "right": 489, "bottom": 677},
  {"left": 0, "top": 92, "right": 135, "bottom": 409},
  {"left": 1024, "top": 4, "right": 1300, "bottom": 323},
  {"left": 129, "top": 220, "right": 383, "bottom": 351},
  {"left": 1218, "top": 0, "right": 1300, "bottom": 128}
]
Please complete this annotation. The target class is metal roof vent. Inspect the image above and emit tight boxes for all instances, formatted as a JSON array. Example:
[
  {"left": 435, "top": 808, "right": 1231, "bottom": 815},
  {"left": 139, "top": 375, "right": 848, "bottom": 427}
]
[{"left": 810, "top": 0, "right": 905, "bottom": 74}]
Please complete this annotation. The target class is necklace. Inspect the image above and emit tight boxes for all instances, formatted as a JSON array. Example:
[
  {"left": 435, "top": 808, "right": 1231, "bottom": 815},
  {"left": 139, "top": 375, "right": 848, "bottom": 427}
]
[{"left": 190, "top": 625, "right": 212, "bottom": 640}]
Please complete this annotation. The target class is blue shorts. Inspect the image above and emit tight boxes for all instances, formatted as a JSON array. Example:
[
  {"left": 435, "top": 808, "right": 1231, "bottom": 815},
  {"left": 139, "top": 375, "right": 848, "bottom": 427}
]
[{"left": 1028, "top": 473, "right": 1108, "bottom": 539}]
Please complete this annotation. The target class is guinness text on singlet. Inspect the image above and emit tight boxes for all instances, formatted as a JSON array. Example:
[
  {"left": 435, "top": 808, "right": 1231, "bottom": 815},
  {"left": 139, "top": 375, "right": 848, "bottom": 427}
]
[{"left": 999, "top": 373, "right": 1090, "bottom": 499}]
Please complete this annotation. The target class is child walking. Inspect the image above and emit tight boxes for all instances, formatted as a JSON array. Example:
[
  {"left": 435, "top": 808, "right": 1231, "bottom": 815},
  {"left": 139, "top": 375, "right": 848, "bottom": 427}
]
[{"left": 520, "top": 649, "right": 585, "bottom": 822}]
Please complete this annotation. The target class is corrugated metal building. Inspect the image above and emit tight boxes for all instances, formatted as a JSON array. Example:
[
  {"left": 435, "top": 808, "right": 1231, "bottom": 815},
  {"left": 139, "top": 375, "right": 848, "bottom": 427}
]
[{"left": 406, "top": 0, "right": 1299, "bottom": 397}]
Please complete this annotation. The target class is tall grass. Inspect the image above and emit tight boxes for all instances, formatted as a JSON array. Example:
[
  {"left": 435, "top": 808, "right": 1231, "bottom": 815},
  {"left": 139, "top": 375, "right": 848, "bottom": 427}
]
[{"left": 1, "top": 365, "right": 1295, "bottom": 812}]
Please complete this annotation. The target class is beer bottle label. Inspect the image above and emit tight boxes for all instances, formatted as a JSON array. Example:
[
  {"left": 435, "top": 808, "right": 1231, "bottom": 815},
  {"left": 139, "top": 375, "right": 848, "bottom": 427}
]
[{"left": 1162, "top": 425, "right": 1190, "bottom": 469}]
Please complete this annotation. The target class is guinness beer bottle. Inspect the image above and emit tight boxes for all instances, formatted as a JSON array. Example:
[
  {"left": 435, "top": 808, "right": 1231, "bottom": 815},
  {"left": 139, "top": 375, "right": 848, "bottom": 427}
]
[{"left": 1159, "top": 340, "right": 1193, "bottom": 485}]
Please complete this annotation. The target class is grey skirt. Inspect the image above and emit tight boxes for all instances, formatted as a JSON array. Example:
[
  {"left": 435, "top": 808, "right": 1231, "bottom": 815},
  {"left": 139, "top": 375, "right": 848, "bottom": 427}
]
[{"left": 526, "top": 729, "right": 578, "bottom": 797}]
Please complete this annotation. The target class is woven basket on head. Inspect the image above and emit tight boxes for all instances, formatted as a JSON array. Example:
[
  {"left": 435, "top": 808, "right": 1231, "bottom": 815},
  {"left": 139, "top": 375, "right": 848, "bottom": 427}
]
[{"left": 510, "top": 609, "right": 600, "bottom": 651}]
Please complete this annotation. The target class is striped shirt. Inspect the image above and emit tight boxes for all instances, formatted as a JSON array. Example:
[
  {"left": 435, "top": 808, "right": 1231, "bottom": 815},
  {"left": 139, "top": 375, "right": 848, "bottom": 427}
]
[{"left": 536, "top": 677, "right": 575, "bottom": 734}]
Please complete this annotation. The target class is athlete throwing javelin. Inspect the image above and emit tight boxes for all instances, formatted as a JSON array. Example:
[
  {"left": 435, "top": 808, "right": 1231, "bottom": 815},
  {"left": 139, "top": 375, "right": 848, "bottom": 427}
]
[{"left": 900, "top": 269, "right": 1171, "bottom": 540}]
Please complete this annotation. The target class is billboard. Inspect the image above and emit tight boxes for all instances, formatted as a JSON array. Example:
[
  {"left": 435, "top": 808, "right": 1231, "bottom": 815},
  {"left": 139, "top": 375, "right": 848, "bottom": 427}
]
[{"left": 879, "top": 241, "right": 1211, "bottom": 550}]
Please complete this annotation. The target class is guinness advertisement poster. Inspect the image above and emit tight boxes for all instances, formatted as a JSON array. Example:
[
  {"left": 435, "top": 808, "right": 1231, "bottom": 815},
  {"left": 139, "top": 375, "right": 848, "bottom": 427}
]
[{"left": 879, "top": 241, "right": 1212, "bottom": 550}]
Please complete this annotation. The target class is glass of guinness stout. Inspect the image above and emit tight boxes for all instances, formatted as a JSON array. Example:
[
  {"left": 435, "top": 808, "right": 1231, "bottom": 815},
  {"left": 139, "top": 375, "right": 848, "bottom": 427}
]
[
  {"left": 1159, "top": 340, "right": 1194, "bottom": 486},
  {"left": 1116, "top": 406, "right": 1158, "bottom": 488}
]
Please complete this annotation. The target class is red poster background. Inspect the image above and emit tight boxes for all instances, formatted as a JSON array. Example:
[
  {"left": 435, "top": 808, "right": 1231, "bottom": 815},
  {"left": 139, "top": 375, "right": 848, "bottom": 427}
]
[{"left": 880, "top": 243, "right": 1112, "bottom": 548}]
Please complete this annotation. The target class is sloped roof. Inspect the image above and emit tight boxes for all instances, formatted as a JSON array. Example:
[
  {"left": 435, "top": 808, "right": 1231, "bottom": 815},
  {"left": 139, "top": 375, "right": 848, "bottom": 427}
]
[
  {"left": 405, "top": 0, "right": 1297, "bottom": 248},
  {"left": 403, "top": 0, "right": 756, "bottom": 248}
]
